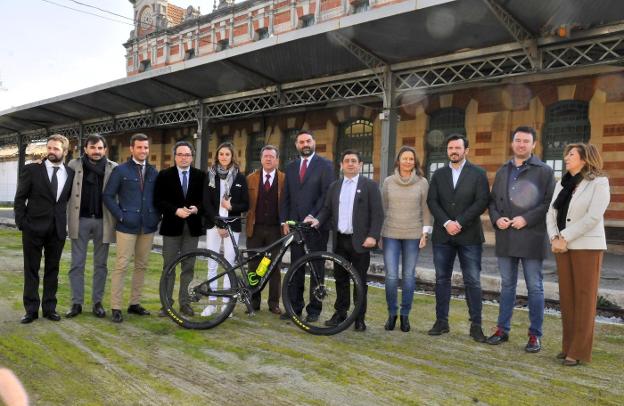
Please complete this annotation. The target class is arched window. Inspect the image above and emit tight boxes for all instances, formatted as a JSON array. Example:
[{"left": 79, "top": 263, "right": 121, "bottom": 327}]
[
  {"left": 426, "top": 107, "right": 465, "bottom": 179},
  {"left": 280, "top": 128, "right": 299, "bottom": 170},
  {"left": 246, "top": 132, "right": 264, "bottom": 174},
  {"left": 336, "top": 119, "right": 374, "bottom": 179},
  {"left": 542, "top": 100, "right": 590, "bottom": 179}
]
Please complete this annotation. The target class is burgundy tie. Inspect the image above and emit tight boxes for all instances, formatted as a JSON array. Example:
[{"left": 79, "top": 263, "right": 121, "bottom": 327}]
[
  {"left": 299, "top": 158, "right": 308, "bottom": 182},
  {"left": 264, "top": 174, "right": 271, "bottom": 191}
]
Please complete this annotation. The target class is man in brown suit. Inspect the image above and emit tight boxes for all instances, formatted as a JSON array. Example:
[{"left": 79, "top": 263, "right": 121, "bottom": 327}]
[{"left": 246, "top": 145, "right": 285, "bottom": 314}]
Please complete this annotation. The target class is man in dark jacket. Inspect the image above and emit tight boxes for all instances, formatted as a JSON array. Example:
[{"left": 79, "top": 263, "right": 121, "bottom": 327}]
[
  {"left": 486, "top": 126, "right": 555, "bottom": 352},
  {"left": 154, "top": 141, "right": 205, "bottom": 317},
  {"left": 427, "top": 134, "right": 490, "bottom": 342},
  {"left": 103, "top": 133, "right": 160, "bottom": 323},
  {"left": 309, "top": 149, "right": 383, "bottom": 331},
  {"left": 14, "top": 134, "right": 75, "bottom": 323}
]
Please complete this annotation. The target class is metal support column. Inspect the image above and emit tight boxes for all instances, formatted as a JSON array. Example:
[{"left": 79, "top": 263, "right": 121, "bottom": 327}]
[
  {"left": 196, "top": 104, "right": 211, "bottom": 171},
  {"left": 379, "top": 68, "right": 397, "bottom": 181}
]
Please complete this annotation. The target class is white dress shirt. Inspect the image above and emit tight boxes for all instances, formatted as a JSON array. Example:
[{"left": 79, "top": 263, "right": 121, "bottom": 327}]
[
  {"left": 45, "top": 159, "right": 67, "bottom": 202},
  {"left": 337, "top": 175, "right": 359, "bottom": 234},
  {"left": 450, "top": 159, "right": 467, "bottom": 188}
]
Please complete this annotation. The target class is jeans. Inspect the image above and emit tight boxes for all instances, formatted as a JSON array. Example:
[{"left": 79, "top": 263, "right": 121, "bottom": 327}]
[
  {"left": 497, "top": 256, "right": 544, "bottom": 337},
  {"left": 433, "top": 242, "right": 483, "bottom": 325},
  {"left": 383, "top": 237, "right": 420, "bottom": 316}
]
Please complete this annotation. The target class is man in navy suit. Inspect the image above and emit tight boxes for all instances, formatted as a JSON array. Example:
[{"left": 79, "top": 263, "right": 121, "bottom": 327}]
[
  {"left": 426, "top": 134, "right": 490, "bottom": 342},
  {"left": 280, "top": 130, "right": 335, "bottom": 322},
  {"left": 14, "top": 134, "right": 75, "bottom": 323}
]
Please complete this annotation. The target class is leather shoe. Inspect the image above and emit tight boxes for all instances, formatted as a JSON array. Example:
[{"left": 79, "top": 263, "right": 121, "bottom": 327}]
[
  {"left": 92, "top": 302, "right": 106, "bottom": 318},
  {"left": 111, "top": 309, "right": 123, "bottom": 323},
  {"left": 556, "top": 352, "right": 566, "bottom": 360},
  {"left": 384, "top": 315, "right": 397, "bottom": 331},
  {"left": 400, "top": 315, "right": 410, "bottom": 332},
  {"left": 127, "top": 304, "right": 150, "bottom": 316},
  {"left": 305, "top": 314, "right": 319, "bottom": 323},
  {"left": 180, "top": 304, "right": 194, "bottom": 317},
  {"left": 470, "top": 323, "right": 487, "bottom": 343},
  {"left": 324, "top": 312, "right": 346, "bottom": 327},
  {"left": 428, "top": 320, "right": 450, "bottom": 336},
  {"left": 269, "top": 307, "right": 282, "bottom": 315},
  {"left": 20, "top": 313, "right": 38, "bottom": 324},
  {"left": 563, "top": 358, "right": 580, "bottom": 366},
  {"left": 43, "top": 311, "right": 61, "bottom": 321},
  {"left": 354, "top": 320, "right": 366, "bottom": 332},
  {"left": 486, "top": 327, "right": 509, "bottom": 345},
  {"left": 65, "top": 304, "right": 82, "bottom": 318}
]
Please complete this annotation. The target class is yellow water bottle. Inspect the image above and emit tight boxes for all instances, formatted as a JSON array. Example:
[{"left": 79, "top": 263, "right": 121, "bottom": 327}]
[{"left": 256, "top": 256, "right": 271, "bottom": 277}]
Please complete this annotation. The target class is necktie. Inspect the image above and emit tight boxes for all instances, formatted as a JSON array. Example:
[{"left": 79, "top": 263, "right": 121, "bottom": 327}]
[
  {"left": 264, "top": 174, "right": 271, "bottom": 191},
  {"left": 138, "top": 164, "right": 144, "bottom": 191},
  {"left": 50, "top": 166, "right": 59, "bottom": 201},
  {"left": 299, "top": 158, "right": 308, "bottom": 182},
  {"left": 182, "top": 170, "right": 188, "bottom": 197}
]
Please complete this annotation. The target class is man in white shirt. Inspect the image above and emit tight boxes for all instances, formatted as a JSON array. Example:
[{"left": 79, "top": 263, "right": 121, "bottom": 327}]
[{"left": 14, "top": 134, "right": 75, "bottom": 323}]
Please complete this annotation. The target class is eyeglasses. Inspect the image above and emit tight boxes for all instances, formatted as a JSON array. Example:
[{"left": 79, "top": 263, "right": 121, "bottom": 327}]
[{"left": 176, "top": 153, "right": 193, "bottom": 157}]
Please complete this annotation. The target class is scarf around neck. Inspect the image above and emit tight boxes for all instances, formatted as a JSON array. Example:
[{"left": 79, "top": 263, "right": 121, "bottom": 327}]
[
  {"left": 208, "top": 164, "right": 238, "bottom": 196},
  {"left": 553, "top": 171, "right": 583, "bottom": 232}
]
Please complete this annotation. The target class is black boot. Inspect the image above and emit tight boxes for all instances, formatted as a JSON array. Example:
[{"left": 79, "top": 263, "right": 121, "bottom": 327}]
[
  {"left": 400, "top": 315, "right": 410, "bottom": 332},
  {"left": 384, "top": 315, "right": 397, "bottom": 331}
]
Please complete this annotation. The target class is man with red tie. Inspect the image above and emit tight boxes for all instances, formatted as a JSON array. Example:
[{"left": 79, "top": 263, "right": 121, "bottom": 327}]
[{"left": 280, "top": 131, "right": 335, "bottom": 322}]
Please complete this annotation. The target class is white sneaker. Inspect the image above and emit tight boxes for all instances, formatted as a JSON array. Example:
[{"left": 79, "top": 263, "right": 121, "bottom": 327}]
[{"left": 201, "top": 305, "right": 216, "bottom": 317}]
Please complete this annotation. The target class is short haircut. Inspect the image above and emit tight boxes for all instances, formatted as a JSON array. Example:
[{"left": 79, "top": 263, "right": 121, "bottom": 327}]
[
  {"left": 445, "top": 133, "right": 469, "bottom": 148},
  {"left": 512, "top": 126, "right": 537, "bottom": 142},
  {"left": 130, "top": 133, "right": 149, "bottom": 147},
  {"left": 84, "top": 134, "right": 107, "bottom": 149},
  {"left": 173, "top": 140, "right": 195, "bottom": 156},
  {"left": 394, "top": 145, "right": 423, "bottom": 177},
  {"left": 260, "top": 144, "right": 279, "bottom": 158},
  {"left": 214, "top": 141, "right": 238, "bottom": 168},
  {"left": 47, "top": 134, "right": 69, "bottom": 152},
  {"left": 341, "top": 149, "right": 362, "bottom": 162},
  {"left": 295, "top": 130, "right": 314, "bottom": 142}
]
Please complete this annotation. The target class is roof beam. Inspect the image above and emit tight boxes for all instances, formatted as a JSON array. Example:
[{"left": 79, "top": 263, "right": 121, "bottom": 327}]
[
  {"left": 0, "top": 124, "right": 20, "bottom": 132},
  {"left": 328, "top": 31, "right": 388, "bottom": 72},
  {"left": 149, "top": 77, "right": 204, "bottom": 100},
  {"left": 482, "top": 0, "right": 539, "bottom": 69},
  {"left": 102, "top": 89, "right": 154, "bottom": 109},
  {"left": 220, "top": 59, "right": 280, "bottom": 87},
  {"left": 66, "top": 99, "right": 116, "bottom": 116},
  {"left": 5, "top": 115, "right": 47, "bottom": 129},
  {"left": 38, "top": 106, "right": 80, "bottom": 122}
]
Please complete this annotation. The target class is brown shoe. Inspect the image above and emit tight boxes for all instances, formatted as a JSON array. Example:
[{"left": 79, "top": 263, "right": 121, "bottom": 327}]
[
  {"left": 269, "top": 307, "right": 282, "bottom": 315},
  {"left": 563, "top": 358, "right": 580, "bottom": 366}
]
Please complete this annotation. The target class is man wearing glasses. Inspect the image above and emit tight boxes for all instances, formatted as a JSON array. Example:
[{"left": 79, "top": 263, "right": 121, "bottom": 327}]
[{"left": 154, "top": 141, "right": 205, "bottom": 317}]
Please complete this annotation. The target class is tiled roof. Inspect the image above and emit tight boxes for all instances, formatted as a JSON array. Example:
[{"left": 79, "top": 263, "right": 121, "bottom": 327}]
[{"left": 167, "top": 3, "right": 185, "bottom": 27}]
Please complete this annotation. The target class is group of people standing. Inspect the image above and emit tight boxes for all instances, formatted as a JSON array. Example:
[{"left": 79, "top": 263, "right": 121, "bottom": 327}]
[{"left": 14, "top": 126, "right": 610, "bottom": 366}]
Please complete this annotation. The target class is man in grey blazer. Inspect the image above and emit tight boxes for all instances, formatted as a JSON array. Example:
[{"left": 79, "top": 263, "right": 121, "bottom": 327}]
[
  {"left": 307, "top": 149, "right": 383, "bottom": 331},
  {"left": 486, "top": 127, "right": 555, "bottom": 352},
  {"left": 427, "top": 134, "right": 490, "bottom": 342},
  {"left": 66, "top": 134, "right": 118, "bottom": 319}
]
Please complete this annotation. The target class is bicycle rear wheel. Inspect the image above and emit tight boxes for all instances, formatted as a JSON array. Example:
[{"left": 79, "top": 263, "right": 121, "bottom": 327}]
[
  {"left": 282, "top": 251, "right": 364, "bottom": 335},
  {"left": 160, "top": 249, "right": 237, "bottom": 329}
]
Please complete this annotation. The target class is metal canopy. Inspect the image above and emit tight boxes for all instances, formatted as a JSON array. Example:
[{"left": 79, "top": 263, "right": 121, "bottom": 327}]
[{"left": 1, "top": 0, "right": 624, "bottom": 144}]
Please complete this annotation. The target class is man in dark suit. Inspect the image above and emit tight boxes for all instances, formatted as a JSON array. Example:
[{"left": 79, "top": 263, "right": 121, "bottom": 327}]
[
  {"left": 486, "top": 126, "right": 555, "bottom": 352},
  {"left": 308, "top": 149, "right": 383, "bottom": 331},
  {"left": 426, "top": 134, "right": 490, "bottom": 342},
  {"left": 154, "top": 141, "right": 205, "bottom": 317},
  {"left": 14, "top": 134, "right": 75, "bottom": 323},
  {"left": 280, "top": 130, "right": 335, "bottom": 322}
]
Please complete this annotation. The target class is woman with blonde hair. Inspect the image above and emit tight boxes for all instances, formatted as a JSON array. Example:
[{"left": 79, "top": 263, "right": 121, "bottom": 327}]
[
  {"left": 546, "top": 143, "right": 610, "bottom": 366},
  {"left": 202, "top": 142, "right": 249, "bottom": 316},
  {"left": 381, "top": 146, "right": 432, "bottom": 332}
]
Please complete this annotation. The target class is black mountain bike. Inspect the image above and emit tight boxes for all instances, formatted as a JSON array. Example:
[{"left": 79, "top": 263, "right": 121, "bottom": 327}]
[{"left": 159, "top": 216, "right": 364, "bottom": 335}]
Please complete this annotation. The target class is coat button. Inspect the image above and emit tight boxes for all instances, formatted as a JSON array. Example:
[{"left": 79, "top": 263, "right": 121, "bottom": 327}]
[{"left": 567, "top": 218, "right": 571, "bottom": 222}]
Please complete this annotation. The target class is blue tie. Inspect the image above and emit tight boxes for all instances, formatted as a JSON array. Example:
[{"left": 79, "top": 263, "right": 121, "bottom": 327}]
[{"left": 182, "top": 170, "right": 188, "bottom": 197}]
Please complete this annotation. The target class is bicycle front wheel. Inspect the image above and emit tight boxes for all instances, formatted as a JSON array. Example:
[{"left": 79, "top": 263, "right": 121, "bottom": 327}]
[
  {"left": 282, "top": 251, "right": 364, "bottom": 335},
  {"left": 160, "top": 249, "right": 237, "bottom": 329}
]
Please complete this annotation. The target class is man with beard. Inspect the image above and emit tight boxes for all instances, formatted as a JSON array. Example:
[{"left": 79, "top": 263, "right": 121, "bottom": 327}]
[
  {"left": 65, "top": 134, "right": 118, "bottom": 319},
  {"left": 280, "top": 130, "right": 335, "bottom": 322},
  {"left": 103, "top": 133, "right": 160, "bottom": 323},
  {"left": 14, "top": 134, "right": 75, "bottom": 323},
  {"left": 486, "top": 126, "right": 555, "bottom": 352},
  {"left": 426, "top": 134, "right": 490, "bottom": 342}
]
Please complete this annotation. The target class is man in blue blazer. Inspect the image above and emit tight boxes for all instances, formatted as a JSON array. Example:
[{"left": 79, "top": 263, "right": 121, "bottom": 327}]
[
  {"left": 280, "top": 130, "right": 335, "bottom": 322},
  {"left": 103, "top": 133, "right": 160, "bottom": 323},
  {"left": 427, "top": 134, "right": 490, "bottom": 342}
]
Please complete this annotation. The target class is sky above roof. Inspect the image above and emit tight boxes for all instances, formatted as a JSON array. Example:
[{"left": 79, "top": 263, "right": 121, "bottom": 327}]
[{"left": 0, "top": 0, "right": 216, "bottom": 111}]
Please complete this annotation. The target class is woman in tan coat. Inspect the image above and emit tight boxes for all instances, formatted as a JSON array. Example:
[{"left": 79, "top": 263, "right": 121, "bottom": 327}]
[{"left": 546, "top": 143, "right": 610, "bottom": 366}]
